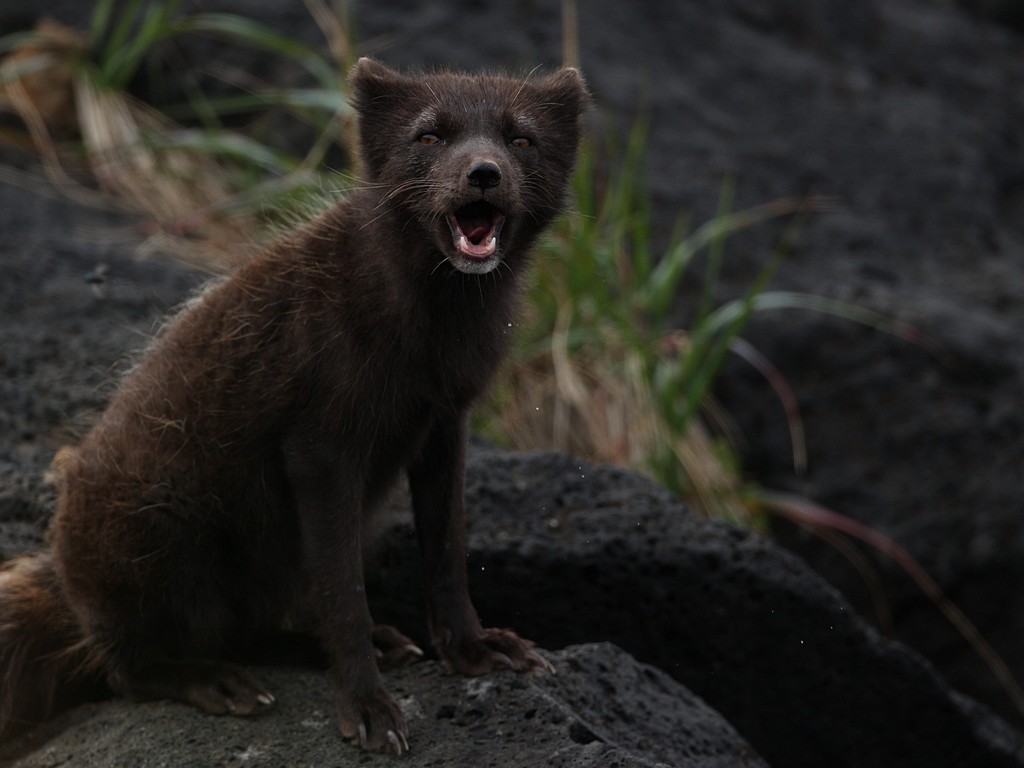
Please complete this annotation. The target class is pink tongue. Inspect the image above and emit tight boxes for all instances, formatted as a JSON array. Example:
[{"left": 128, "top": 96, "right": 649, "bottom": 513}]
[{"left": 466, "top": 225, "right": 489, "bottom": 243}]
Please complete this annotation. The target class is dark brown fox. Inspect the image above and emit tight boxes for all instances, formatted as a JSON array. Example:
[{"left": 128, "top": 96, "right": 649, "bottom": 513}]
[{"left": 0, "top": 58, "right": 588, "bottom": 755}]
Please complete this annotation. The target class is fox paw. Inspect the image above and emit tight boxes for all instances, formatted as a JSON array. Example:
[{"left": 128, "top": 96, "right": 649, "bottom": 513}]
[
  {"left": 110, "top": 659, "right": 275, "bottom": 717},
  {"left": 336, "top": 686, "right": 409, "bottom": 754},
  {"left": 181, "top": 661, "right": 275, "bottom": 716},
  {"left": 372, "top": 624, "right": 424, "bottom": 670},
  {"left": 440, "top": 627, "right": 554, "bottom": 677}
]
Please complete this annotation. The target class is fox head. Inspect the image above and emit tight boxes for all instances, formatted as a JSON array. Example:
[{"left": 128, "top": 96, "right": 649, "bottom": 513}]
[{"left": 350, "top": 58, "right": 590, "bottom": 275}]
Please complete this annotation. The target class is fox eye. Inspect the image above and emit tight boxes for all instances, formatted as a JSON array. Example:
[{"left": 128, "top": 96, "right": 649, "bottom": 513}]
[
  {"left": 418, "top": 133, "right": 443, "bottom": 145},
  {"left": 510, "top": 137, "right": 532, "bottom": 148}
]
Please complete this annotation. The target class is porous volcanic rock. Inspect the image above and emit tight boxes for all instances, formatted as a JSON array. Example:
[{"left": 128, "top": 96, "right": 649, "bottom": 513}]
[{"left": 5, "top": 644, "right": 766, "bottom": 768}]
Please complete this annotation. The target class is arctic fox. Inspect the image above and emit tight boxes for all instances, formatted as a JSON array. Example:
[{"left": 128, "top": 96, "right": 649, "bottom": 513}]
[{"left": 0, "top": 57, "right": 588, "bottom": 755}]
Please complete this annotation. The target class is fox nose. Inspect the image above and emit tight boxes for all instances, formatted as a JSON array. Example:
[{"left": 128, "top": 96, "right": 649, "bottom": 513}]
[{"left": 467, "top": 160, "right": 502, "bottom": 188}]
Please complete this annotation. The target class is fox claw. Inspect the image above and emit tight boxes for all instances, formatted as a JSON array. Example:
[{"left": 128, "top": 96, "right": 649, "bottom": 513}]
[
  {"left": 439, "top": 627, "right": 551, "bottom": 677},
  {"left": 387, "top": 728, "right": 408, "bottom": 754},
  {"left": 527, "top": 649, "right": 556, "bottom": 675}
]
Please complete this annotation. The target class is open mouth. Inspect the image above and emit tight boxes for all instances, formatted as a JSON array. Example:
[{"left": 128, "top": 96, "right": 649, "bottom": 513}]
[{"left": 445, "top": 201, "right": 506, "bottom": 261}]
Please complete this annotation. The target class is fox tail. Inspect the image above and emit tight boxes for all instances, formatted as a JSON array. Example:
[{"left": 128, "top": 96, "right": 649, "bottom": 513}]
[{"left": 0, "top": 550, "right": 100, "bottom": 743}]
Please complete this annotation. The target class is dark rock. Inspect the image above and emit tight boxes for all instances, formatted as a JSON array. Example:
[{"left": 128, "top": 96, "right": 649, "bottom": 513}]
[
  {"left": 368, "top": 444, "right": 1024, "bottom": 768},
  {"left": 6, "top": 644, "right": 765, "bottom": 768}
]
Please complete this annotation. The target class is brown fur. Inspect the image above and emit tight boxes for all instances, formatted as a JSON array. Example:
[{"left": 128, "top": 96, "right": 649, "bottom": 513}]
[
  {"left": 0, "top": 59, "right": 588, "bottom": 754},
  {"left": 0, "top": 553, "right": 89, "bottom": 742}
]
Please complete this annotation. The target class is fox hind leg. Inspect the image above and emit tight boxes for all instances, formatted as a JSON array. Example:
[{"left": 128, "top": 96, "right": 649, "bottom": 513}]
[{"left": 107, "top": 658, "right": 275, "bottom": 716}]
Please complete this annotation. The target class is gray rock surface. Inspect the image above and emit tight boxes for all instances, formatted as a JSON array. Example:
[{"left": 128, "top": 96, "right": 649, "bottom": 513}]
[
  {"left": 7, "top": 644, "right": 764, "bottom": 768},
  {"left": 408, "top": 444, "right": 1024, "bottom": 768}
]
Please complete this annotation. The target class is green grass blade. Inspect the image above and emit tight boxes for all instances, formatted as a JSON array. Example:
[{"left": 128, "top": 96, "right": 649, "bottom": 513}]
[
  {"left": 175, "top": 13, "right": 339, "bottom": 88},
  {"left": 162, "top": 88, "right": 352, "bottom": 124},
  {"left": 646, "top": 196, "right": 814, "bottom": 321},
  {"left": 89, "top": 0, "right": 117, "bottom": 49},
  {"left": 98, "top": 0, "right": 147, "bottom": 85},
  {"left": 703, "top": 291, "right": 907, "bottom": 338},
  {"left": 695, "top": 178, "right": 736, "bottom": 325},
  {"left": 102, "top": 1, "right": 181, "bottom": 90},
  {"left": 144, "top": 129, "right": 300, "bottom": 174}
]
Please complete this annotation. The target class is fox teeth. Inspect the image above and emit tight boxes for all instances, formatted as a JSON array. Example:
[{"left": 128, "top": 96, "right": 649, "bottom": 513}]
[{"left": 457, "top": 234, "right": 497, "bottom": 257}]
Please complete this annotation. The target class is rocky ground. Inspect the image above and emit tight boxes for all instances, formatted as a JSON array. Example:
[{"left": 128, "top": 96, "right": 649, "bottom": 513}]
[
  {"left": 0, "top": 191, "right": 1020, "bottom": 764},
  {"left": 2, "top": 0, "right": 1024, "bottom": 765},
  {"left": 6, "top": 643, "right": 768, "bottom": 768}
]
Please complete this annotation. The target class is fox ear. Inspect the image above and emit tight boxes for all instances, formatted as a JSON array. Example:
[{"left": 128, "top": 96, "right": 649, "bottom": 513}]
[
  {"left": 350, "top": 58, "right": 399, "bottom": 98},
  {"left": 351, "top": 56, "right": 392, "bottom": 79},
  {"left": 541, "top": 67, "right": 592, "bottom": 117},
  {"left": 348, "top": 58, "right": 420, "bottom": 179},
  {"left": 349, "top": 57, "right": 415, "bottom": 112}
]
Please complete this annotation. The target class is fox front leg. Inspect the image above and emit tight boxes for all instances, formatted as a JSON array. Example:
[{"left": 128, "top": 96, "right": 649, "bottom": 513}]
[
  {"left": 407, "top": 410, "right": 552, "bottom": 676},
  {"left": 285, "top": 443, "right": 409, "bottom": 754}
]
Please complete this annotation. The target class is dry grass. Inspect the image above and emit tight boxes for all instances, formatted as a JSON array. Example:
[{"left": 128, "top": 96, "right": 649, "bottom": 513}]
[{"left": 0, "top": 2, "right": 354, "bottom": 272}]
